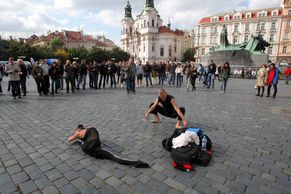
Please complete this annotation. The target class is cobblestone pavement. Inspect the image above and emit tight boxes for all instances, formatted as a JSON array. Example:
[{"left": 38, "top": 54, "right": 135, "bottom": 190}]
[{"left": 0, "top": 77, "right": 290, "bottom": 194}]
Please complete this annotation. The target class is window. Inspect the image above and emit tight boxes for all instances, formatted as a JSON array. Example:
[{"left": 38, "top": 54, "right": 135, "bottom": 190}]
[
  {"left": 257, "top": 23, "right": 261, "bottom": 31},
  {"left": 201, "top": 48, "right": 205, "bottom": 55},
  {"left": 133, "top": 45, "right": 135, "bottom": 53},
  {"left": 202, "top": 37, "right": 206, "bottom": 45},
  {"left": 202, "top": 27, "right": 206, "bottom": 33},
  {"left": 152, "top": 45, "right": 155, "bottom": 52},
  {"left": 224, "top": 16, "right": 229, "bottom": 21},
  {"left": 246, "top": 13, "right": 251, "bottom": 19},
  {"left": 245, "top": 23, "right": 250, "bottom": 32},
  {"left": 233, "top": 36, "right": 238, "bottom": 44},
  {"left": 152, "top": 19, "right": 155, "bottom": 27},
  {"left": 261, "top": 23, "right": 265, "bottom": 31},
  {"left": 268, "top": 46, "right": 273, "bottom": 54},
  {"left": 287, "top": 20, "right": 291, "bottom": 27},
  {"left": 283, "top": 46, "right": 287, "bottom": 54},
  {"left": 160, "top": 47, "right": 164, "bottom": 56},
  {"left": 144, "top": 20, "right": 146, "bottom": 27},
  {"left": 234, "top": 24, "right": 239, "bottom": 32},
  {"left": 211, "top": 17, "right": 218, "bottom": 22},
  {"left": 244, "top": 35, "right": 249, "bottom": 42},
  {"left": 143, "top": 44, "right": 145, "bottom": 52},
  {"left": 271, "top": 22, "right": 276, "bottom": 30},
  {"left": 152, "top": 37, "right": 154, "bottom": 41},
  {"left": 270, "top": 34, "right": 275, "bottom": 42},
  {"left": 234, "top": 15, "right": 241, "bottom": 20},
  {"left": 272, "top": 10, "right": 278, "bottom": 16},
  {"left": 130, "top": 27, "right": 132, "bottom": 34},
  {"left": 147, "top": 22, "right": 149, "bottom": 27},
  {"left": 288, "top": 10, "right": 291, "bottom": 15},
  {"left": 174, "top": 45, "right": 177, "bottom": 53},
  {"left": 284, "top": 32, "right": 289, "bottom": 39}
]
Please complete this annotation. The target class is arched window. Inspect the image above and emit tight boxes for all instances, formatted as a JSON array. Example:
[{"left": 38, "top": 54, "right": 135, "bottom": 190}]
[{"left": 152, "top": 19, "right": 155, "bottom": 27}]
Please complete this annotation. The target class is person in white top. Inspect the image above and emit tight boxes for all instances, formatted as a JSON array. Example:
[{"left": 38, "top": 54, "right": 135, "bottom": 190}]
[{"left": 175, "top": 63, "right": 183, "bottom": 88}]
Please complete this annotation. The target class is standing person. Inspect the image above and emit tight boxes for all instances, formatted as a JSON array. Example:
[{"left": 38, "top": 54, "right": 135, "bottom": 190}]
[
  {"left": 144, "top": 89, "right": 188, "bottom": 129},
  {"left": 74, "top": 62, "right": 80, "bottom": 89},
  {"left": 165, "top": 62, "right": 171, "bottom": 82},
  {"left": 78, "top": 60, "right": 87, "bottom": 90},
  {"left": 32, "top": 62, "right": 44, "bottom": 96},
  {"left": 92, "top": 61, "right": 99, "bottom": 89},
  {"left": 190, "top": 64, "right": 198, "bottom": 91},
  {"left": 220, "top": 62, "right": 231, "bottom": 94},
  {"left": 57, "top": 59, "right": 64, "bottom": 90},
  {"left": 109, "top": 60, "right": 117, "bottom": 88},
  {"left": 18, "top": 59, "right": 28, "bottom": 96},
  {"left": 175, "top": 63, "right": 183, "bottom": 88},
  {"left": 0, "top": 64, "right": 3, "bottom": 95},
  {"left": 136, "top": 60, "right": 144, "bottom": 87},
  {"left": 267, "top": 63, "right": 280, "bottom": 98},
  {"left": 88, "top": 62, "right": 94, "bottom": 88},
  {"left": 197, "top": 64, "right": 204, "bottom": 82},
  {"left": 116, "top": 62, "right": 121, "bottom": 86},
  {"left": 99, "top": 61, "right": 107, "bottom": 89},
  {"left": 207, "top": 59, "right": 217, "bottom": 89},
  {"left": 158, "top": 61, "right": 165, "bottom": 85},
  {"left": 255, "top": 64, "right": 268, "bottom": 97},
  {"left": 49, "top": 62, "right": 60, "bottom": 95},
  {"left": 64, "top": 60, "right": 75, "bottom": 93},
  {"left": 169, "top": 62, "right": 177, "bottom": 86},
  {"left": 40, "top": 59, "right": 50, "bottom": 95},
  {"left": 152, "top": 62, "right": 158, "bottom": 85},
  {"left": 5, "top": 57, "right": 21, "bottom": 99},
  {"left": 185, "top": 64, "right": 191, "bottom": 91},
  {"left": 143, "top": 61, "right": 152, "bottom": 87},
  {"left": 283, "top": 66, "right": 291, "bottom": 85}
]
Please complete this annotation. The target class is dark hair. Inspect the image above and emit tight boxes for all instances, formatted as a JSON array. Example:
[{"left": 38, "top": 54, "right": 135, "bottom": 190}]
[{"left": 77, "top": 124, "right": 85, "bottom": 129}]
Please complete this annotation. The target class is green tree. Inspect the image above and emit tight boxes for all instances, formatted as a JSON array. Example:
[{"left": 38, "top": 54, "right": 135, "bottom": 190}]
[
  {"left": 68, "top": 47, "right": 89, "bottom": 60},
  {"left": 88, "top": 48, "right": 109, "bottom": 62},
  {"left": 183, "top": 48, "right": 196, "bottom": 62},
  {"left": 50, "top": 38, "right": 65, "bottom": 51}
]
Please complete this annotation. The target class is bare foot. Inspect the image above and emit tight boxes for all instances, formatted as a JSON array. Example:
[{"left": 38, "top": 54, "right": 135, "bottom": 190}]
[{"left": 152, "top": 120, "right": 161, "bottom": 124}]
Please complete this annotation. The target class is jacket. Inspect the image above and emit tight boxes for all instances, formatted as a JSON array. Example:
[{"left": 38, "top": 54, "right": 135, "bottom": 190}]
[
  {"left": 5, "top": 63, "right": 20, "bottom": 81},
  {"left": 32, "top": 66, "right": 44, "bottom": 80}
]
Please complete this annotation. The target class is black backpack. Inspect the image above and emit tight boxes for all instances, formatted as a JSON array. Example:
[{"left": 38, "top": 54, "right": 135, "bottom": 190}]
[
  {"left": 171, "top": 142, "right": 200, "bottom": 163},
  {"left": 162, "top": 128, "right": 186, "bottom": 151}
]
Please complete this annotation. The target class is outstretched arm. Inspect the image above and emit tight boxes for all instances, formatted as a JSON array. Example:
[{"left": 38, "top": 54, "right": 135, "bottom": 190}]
[
  {"left": 144, "top": 98, "right": 159, "bottom": 120},
  {"left": 67, "top": 131, "right": 78, "bottom": 142},
  {"left": 171, "top": 99, "right": 188, "bottom": 127}
]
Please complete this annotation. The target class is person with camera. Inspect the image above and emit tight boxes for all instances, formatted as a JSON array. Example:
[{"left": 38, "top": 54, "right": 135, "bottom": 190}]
[{"left": 5, "top": 57, "right": 21, "bottom": 99}]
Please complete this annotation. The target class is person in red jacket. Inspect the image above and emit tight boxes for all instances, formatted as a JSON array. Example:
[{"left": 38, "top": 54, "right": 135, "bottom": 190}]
[
  {"left": 267, "top": 63, "right": 280, "bottom": 98},
  {"left": 283, "top": 66, "right": 291, "bottom": 85}
]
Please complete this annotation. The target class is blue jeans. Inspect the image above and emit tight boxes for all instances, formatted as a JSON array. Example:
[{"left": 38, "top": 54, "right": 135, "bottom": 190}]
[
  {"left": 286, "top": 76, "right": 290, "bottom": 84},
  {"left": 77, "top": 74, "right": 86, "bottom": 89},
  {"left": 221, "top": 79, "right": 228, "bottom": 92},
  {"left": 176, "top": 74, "right": 182, "bottom": 88},
  {"left": 51, "top": 79, "right": 58, "bottom": 93},
  {"left": 169, "top": 73, "right": 176, "bottom": 86},
  {"left": 207, "top": 73, "right": 215, "bottom": 88},
  {"left": 145, "top": 73, "right": 152, "bottom": 87},
  {"left": 126, "top": 79, "right": 135, "bottom": 93},
  {"left": 158, "top": 73, "right": 165, "bottom": 85}
]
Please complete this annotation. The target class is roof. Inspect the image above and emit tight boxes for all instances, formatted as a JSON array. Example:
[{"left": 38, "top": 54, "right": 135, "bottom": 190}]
[
  {"left": 159, "top": 26, "right": 184, "bottom": 36},
  {"left": 199, "top": 7, "right": 282, "bottom": 24},
  {"left": 64, "top": 31, "right": 83, "bottom": 42}
]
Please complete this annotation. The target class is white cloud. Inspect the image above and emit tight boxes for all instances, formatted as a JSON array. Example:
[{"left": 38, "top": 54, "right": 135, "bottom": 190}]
[
  {"left": 85, "top": 10, "right": 122, "bottom": 28},
  {"left": 248, "top": 0, "right": 280, "bottom": 9}
]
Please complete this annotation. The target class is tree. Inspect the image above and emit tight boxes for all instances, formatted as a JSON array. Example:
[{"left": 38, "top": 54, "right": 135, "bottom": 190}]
[
  {"left": 183, "top": 48, "right": 196, "bottom": 62},
  {"left": 88, "top": 48, "right": 109, "bottom": 62},
  {"left": 54, "top": 49, "right": 70, "bottom": 62},
  {"left": 68, "top": 47, "right": 89, "bottom": 60},
  {"left": 50, "top": 38, "right": 65, "bottom": 51}
]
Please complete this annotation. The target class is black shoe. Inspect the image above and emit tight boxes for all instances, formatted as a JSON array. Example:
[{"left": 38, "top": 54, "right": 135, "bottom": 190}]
[
  {"left": 66, "top": 91, "right": 69, "bottom": 93},
  {"left": 72, "top": 90, "right": 75, "bottom": 93},
  {"left": 266, "top": 95, "right": 270, "bottom": 98},
  {"left": 23, "top": 94, "right": 26, "bottom": 96},
  {"left": 13, "top": 97, "right": 16, "bottom": 99}
]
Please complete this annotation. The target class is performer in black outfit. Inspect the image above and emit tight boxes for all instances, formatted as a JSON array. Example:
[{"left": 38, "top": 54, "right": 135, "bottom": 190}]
[
  {"left": 67, "top": 125, "right": 149, "bottom": 168},
  {"left": 145, "top": 89, "right": 188, "bottom": 129}
]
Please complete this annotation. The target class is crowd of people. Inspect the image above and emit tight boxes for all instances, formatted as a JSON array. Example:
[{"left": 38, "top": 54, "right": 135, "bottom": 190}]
[{"left": 0, "top": 57, "right": 290, "bottom": 99}]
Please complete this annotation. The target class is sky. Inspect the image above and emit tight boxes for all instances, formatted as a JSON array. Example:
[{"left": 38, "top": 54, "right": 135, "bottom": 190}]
[{"left": 0, "top": 0, "right": 281, "bottom": 46}]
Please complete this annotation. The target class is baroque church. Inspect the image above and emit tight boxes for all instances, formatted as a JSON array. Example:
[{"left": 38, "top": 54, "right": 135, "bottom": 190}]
[{"left": 121, "top": 0, "right": 186, "bottom": 63}]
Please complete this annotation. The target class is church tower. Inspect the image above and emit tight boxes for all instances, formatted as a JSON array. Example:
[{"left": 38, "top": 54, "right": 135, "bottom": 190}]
[
  {"left": 121, "top": 1, "right": 134, "bottom": 53},
  {"left": 145, "top": 0, "right": 154, "bottom": 8}
]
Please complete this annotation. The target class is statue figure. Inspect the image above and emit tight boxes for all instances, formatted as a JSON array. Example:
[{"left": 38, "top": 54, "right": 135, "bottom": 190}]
[{"left": 254, "top": 34, "right": 270, "bottom": 52}]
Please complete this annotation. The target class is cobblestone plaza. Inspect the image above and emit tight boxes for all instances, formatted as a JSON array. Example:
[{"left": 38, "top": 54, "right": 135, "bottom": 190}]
[{"left": 0, "top": 78, "right": 290, "bottom": 194}]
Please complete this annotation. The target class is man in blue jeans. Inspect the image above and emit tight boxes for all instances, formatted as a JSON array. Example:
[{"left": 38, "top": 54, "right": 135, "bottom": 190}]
[
  {"left": 143, "top": 61, "right": 152, "bottom": 87},
  {"left": 207, "top": 60, "right": 217, "bottom": 89}
]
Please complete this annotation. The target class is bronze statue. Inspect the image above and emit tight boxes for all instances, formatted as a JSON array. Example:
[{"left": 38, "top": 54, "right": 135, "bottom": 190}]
[{"left": 220, "top": 25, "right": 230, "bottom": 47}]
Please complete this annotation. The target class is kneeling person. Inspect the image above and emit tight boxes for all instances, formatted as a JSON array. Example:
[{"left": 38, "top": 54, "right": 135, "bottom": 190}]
[{"left": 145, "top": 89, "right": 188, "bottom": 128}]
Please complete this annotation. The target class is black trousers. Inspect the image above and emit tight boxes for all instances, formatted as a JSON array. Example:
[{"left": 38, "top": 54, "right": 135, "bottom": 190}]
[
  {"left": 34, "top": 79, "right": 43, "bottom": 94},
  {"left": 43, "top": 75, "right": 49, "bottom": 94},
  {"left": 0, "top": 79, "right": 2, "bottom": 93},
  {"left": 257, "top": 86, "right": 265, "bottom": 96},
  {"left": 20, "top": 78, "right": 26, "bottom": 95},
  {"left": 66, "top": 77, "right": 75, "bottom": 92},
  {"left": 99, "top": 74, "right": 106, "bottom": 88},
  {"left": 149, "top": 103, "right": 185, "bottom": 121},
  {"left": 11, "top": 81, "right": 21, "bottom": 98},
  {"left": 267, "top": 84, "right": 277, "bottom": 97},
  {"left": 93, "top": 73, "right": 98, "bottom": 89}
]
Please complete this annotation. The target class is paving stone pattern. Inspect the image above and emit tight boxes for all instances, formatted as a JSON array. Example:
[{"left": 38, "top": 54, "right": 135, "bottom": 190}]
[{"left": 0, "top": 78, "right": 290, "bottom": 194}]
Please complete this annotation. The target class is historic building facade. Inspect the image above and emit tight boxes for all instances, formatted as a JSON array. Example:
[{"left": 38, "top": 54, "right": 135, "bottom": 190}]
[
  {"left": 121, "top": 0, "right": 190, "bottom": 63},
  {"left": 278, "top": 0, "right": 291, "bottom": 64},
  {"left": 194, "top": 7, "right": 282, "bottom": 64}
]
